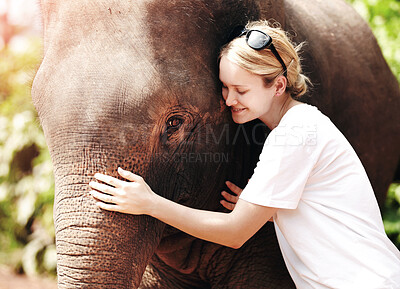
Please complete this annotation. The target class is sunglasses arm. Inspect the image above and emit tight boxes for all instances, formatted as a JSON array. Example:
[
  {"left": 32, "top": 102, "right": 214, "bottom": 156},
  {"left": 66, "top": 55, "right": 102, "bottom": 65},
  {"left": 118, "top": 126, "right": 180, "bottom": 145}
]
[{"left": 269, "top": 44, "right": 288, "bottom": 77}]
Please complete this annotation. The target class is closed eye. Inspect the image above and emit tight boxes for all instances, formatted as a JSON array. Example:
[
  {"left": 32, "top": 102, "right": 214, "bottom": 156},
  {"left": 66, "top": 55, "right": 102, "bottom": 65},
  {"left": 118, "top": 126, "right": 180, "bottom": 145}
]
[{"left": 237, "top": 89, "right": 248, "bottom": 95}]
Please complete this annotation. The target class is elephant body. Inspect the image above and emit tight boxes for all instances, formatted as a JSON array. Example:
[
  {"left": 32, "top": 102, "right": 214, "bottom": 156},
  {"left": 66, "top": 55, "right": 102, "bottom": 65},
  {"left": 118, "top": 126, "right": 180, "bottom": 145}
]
[{"left": 32, "top": 0, "right": 400, "bottom": 288}]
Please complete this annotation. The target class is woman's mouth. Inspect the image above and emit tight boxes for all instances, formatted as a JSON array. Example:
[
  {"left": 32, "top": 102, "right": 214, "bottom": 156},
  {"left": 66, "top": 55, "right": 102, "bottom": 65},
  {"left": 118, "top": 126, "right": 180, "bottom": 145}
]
[{"left": 231, "top": 107, "right": 246, "bottom": 113}]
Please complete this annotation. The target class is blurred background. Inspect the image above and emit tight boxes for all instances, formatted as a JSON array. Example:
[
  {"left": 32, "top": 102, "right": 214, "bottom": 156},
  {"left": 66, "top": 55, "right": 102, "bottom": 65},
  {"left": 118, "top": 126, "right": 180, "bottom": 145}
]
[{"left": 0, "top": 0, "right": 399, "bottom": 286}]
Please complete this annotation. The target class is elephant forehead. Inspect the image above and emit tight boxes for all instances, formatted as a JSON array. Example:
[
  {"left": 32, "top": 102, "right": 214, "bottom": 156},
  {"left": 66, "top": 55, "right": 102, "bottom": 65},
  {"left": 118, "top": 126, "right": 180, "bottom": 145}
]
[
  {"left": 63, "top": 46, "right": 160, "bottom": 105},
  {"left": 34, "top": 1, "right": 165, "bottom": 123},
  {"left": 32, "top": 46, "right": 160, "bottom": 134}
]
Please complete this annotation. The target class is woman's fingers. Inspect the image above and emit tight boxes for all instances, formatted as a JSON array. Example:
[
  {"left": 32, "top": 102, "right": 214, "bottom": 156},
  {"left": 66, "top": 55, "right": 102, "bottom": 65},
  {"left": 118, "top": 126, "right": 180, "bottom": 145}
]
[
  {"left": 225, "top": 181, "right": 243, "bottom": 196},
  {"left": 220, "top": 191, "right": 239, "bottom": 211},
  {"left": 220, "top": 199, "right": 235, "bottom": 211},
  {"left": 118, "top": 167, "right": 143, "bottom": 182},
  {"left": 94, "top": 173, "right": 124, "bottom": 188},
  {"left": 221, "top": 190, "right": 238, "bottom": 203},
  {"left": 90, "top": 190, "right": 116, "bottom": 204},
  {"left": 220, "top": 181, "right": 243, "bottom": 211},
  {"left": 96, "top": 201, "right": 121, "bottom": 212},
  {"left": 89, "top": 180, "right": 117, "bottom": 195},
  {"left": 89, "top": 170, "right": 152, "bottom": 214}
]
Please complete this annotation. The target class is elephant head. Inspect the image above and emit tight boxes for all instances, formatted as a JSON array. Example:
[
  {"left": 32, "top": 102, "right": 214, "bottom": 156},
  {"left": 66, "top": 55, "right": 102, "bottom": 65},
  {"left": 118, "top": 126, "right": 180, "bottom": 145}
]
[
  {"left": 32, "top": 0, "right": 271, "bottom": 287},
  {"left": 32, "top": 0, "right": 399, "bottom": 288}
]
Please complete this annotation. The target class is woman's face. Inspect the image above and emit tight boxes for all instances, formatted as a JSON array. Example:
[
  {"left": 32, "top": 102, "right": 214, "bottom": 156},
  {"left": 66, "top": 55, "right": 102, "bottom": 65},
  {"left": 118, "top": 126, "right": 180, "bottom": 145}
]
[{"left": 219, "top": 56, "right": 276, "bottom": 124}]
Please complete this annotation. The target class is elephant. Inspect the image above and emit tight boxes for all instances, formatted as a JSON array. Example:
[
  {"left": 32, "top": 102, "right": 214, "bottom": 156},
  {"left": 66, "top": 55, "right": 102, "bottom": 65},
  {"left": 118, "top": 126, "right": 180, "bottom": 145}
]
[{"left": 32, "top": 0, "right": 400, "bottom": 288}]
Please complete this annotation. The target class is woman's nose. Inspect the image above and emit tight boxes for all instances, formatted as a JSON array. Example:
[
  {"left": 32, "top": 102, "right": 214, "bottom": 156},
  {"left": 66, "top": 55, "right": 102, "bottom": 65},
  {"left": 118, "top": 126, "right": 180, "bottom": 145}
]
[{"left": 225, "top": 91, "right": 238, "bottom": 107}]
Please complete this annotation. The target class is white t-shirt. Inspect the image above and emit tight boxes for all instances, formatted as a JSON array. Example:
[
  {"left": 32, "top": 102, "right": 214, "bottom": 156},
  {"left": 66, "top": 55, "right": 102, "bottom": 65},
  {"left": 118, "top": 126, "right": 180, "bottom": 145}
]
[{"left": 240, "top": 103, "right": 400, "bottom": 289}]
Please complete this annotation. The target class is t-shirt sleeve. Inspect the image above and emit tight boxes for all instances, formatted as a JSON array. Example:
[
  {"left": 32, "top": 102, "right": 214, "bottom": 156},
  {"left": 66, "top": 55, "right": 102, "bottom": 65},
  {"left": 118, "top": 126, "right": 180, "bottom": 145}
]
[{"left": 239, "top": 123, "right": 318, "bottom": 209}]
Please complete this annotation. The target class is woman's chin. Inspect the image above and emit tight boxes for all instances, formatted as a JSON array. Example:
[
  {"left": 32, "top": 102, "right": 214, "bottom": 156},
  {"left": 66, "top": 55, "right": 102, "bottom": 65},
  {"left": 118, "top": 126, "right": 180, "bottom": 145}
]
[
  {"left": 231, "top": 116, "right": 252, "bottom": 124},
  {"left": 231, "top": 109, "right": 249, "bottom": 124},
  {"left": 231, "top": 112, "right": 258, "bottom": 124}
]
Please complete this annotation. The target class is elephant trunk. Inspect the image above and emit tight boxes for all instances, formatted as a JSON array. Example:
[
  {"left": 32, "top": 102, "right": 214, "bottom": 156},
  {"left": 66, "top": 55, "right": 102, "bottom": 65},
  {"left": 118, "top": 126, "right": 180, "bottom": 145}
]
[{"left": 52, "top": 146, "right": 164, "bottom": 288}]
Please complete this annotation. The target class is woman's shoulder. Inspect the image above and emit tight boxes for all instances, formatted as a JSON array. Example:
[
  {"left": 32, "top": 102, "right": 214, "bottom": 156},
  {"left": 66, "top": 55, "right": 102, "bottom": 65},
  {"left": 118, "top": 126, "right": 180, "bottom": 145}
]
[
  {"left": 281, "top": 103, "right": 335, "bottom": 130},
  {"left": 266, "top": 104, "right": 320, "bottom": 150},
  {"left": 286, "top": 103, "right": 355, "bottom": 152},
  {"left": 271, "top": 102, "right": 348, "bottom": 151},
  {"left": 277, "top": 103, "right": 324, "bottom": 133},
  {"left": 283, "top": 103, "right": 321, "bottom": 120}
]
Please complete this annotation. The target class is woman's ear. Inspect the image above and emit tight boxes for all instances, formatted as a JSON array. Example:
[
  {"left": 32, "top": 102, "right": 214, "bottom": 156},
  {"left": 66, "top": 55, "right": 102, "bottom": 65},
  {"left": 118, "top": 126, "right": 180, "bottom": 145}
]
[{"left": 274, "top": 75, "right": 287, "bottom": 96}]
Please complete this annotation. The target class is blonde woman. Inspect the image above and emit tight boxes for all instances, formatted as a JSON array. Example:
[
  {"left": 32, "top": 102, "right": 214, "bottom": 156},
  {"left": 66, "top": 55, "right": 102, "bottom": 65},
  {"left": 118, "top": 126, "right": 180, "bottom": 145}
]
[{"left": 89, "top": 21, "right": 400, "bottom": 288}]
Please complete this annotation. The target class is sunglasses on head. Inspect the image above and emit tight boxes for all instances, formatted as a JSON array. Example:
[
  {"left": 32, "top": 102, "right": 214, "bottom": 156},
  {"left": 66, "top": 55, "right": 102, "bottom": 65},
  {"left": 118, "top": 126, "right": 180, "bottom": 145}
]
[{"left": 227, "top": 25, "right": 287, "bottom": 77}]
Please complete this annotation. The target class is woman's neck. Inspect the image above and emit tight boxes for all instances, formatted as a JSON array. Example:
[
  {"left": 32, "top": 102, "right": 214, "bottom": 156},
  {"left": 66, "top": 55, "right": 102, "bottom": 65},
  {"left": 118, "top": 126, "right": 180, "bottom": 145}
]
[{"left": 262, "top": 95, "right": 301, "bottom": 130}]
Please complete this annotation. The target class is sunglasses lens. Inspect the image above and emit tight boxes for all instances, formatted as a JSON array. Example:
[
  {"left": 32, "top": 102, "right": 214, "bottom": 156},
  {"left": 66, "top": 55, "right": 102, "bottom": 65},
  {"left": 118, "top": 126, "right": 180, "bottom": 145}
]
[{"left": 247, "top": 31, "right": 271, "bottom": 50}]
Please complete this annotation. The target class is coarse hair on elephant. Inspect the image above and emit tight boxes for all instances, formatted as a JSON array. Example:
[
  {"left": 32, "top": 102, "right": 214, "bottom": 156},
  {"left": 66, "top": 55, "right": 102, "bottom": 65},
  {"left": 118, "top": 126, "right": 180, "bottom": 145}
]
[{"left": 32, "top": 0, "right": 400, "bottom": 288}]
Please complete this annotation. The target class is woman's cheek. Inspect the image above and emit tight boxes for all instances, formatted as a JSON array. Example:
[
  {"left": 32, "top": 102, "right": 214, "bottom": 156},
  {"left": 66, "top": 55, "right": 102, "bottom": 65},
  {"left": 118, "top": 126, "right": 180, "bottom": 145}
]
[{"left": 221, "top": 87, "right": 228, "bottom": 101}]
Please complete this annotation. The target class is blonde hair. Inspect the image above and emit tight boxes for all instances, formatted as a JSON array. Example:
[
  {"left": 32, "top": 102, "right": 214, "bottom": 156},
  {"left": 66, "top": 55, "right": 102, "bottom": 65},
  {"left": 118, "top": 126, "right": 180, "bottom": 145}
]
[{"left": 220, "top": 20, "right": 311, "bottom": 98}]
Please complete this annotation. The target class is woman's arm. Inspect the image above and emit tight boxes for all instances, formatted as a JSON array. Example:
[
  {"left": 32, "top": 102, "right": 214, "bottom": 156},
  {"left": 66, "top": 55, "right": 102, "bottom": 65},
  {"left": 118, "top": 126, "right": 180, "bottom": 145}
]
[
  {"left": 150, "top": 193, "right": 276, "bottom": 248},
  {"left": 89, "top": 168, "right": 277, "bottom": 249}
]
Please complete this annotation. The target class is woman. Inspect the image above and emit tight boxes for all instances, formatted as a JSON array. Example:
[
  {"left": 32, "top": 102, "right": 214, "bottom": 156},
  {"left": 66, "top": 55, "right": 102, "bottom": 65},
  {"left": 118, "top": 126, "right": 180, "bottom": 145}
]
[{"left": 89, "top": 21, "right": 400, "bottom": 288}]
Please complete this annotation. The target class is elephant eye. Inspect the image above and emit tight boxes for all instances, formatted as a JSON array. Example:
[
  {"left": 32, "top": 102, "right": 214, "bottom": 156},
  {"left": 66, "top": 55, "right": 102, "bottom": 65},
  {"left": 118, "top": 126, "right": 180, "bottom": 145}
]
[{"left": 166, "top": 116, "right": 184, "bottom": 131}]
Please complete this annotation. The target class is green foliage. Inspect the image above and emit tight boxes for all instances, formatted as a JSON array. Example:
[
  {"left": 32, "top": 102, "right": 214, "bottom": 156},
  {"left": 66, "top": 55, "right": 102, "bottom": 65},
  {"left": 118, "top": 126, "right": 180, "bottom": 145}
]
[
  {"left": 0, "top": 38, "right": 43, "bottom": 116},
  {"left": 0, "top": 40, "right": 56, "bottom": 276},
  {"left": 346, "top": 0, "right": 400, "bottom": 81},
  {"left": 383, "top": 183, "right": 400, "bottom": 247}
]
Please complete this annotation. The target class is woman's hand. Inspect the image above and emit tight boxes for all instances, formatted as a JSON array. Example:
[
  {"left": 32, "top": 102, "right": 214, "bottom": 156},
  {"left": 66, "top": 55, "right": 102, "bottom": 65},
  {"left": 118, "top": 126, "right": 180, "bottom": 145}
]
[
  {"left": 220, "top": 181, "right": 243, "bottom": 210},
  {"left": 221, "top": 181, "right": 274, "bottom": 222},
  {"left": 88, "top": 167, "right": 156, "bottom": 215}
]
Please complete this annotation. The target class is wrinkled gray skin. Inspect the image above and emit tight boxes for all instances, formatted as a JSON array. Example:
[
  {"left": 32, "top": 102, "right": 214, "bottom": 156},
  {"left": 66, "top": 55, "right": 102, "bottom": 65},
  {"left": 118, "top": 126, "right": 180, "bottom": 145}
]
[{"left": 32, "top": 0, "right": 400, "bottom": 288}]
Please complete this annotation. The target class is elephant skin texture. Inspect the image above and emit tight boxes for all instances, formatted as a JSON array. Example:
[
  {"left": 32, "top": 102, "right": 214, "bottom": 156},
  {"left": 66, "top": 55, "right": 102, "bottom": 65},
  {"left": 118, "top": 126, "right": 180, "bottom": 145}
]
[{"left": 32, "top": 0, "right": 400, "bottom": 288}]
